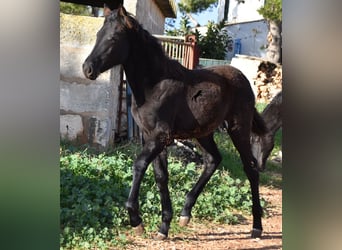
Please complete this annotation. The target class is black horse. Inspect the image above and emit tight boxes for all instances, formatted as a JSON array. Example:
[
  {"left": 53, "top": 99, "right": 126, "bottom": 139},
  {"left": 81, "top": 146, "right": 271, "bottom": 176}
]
[{"left": 83, "top": 6, "right": 268, "bottom": 240}]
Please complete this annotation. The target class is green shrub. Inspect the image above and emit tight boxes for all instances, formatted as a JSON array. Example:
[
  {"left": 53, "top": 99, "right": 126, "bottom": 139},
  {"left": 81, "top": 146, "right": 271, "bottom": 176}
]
[{"left": 60, "top": 150, "right": 132, "bottom": 249}]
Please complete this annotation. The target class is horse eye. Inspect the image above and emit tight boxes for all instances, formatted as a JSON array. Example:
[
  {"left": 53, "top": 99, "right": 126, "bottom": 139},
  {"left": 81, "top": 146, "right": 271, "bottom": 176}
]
[{"left": 107, "top": 34, "right": 115, "bottom": 41}]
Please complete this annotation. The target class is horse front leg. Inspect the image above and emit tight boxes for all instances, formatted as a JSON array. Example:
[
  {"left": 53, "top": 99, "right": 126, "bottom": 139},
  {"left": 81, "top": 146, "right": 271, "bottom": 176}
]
[
  {"left": 125, "top": 140, "right": 164, "bottom": 235},
  {"left": 152, "top": 149, "right": 172, "bottom": 240}
]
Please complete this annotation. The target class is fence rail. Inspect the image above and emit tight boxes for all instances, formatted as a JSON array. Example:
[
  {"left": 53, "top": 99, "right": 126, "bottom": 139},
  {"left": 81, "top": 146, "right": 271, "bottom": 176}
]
[
  {"left": 153, "top": 34, "right": 199, "bottom": 69},
  {"left": 199, "top": 58, "right": 231, "bottom": 67}
]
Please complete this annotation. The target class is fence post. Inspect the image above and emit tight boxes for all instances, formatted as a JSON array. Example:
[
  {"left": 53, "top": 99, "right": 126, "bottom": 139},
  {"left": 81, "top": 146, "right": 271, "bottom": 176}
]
[{"left": 185, "top": 34, "right": 199, "bottom": 69}]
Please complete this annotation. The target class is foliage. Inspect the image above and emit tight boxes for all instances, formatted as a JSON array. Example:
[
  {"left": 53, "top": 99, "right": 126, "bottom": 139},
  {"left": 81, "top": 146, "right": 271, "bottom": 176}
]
[
  {"left": 60, "top": 148, "right": 133, "bottom": 249},
  {"left": 166, "top": 18, "right": 232, "bottom": 60},
  {"left": 60, "top": 2, "right": 92, "bottom": 16},
  {"left": 195, "top": 21, "right": 233, "bottom": 59},
  {"left": 178, "top": 0, "right": 218, "bottom": 14},
  {"left": 258, "top": 0, "right": 282, "bottom": 63},
  {"left": 178, "top": 0, "right": 218, "bottom": 26},
  {"left": 257, "top": 0, "right": 282, "bottom": 22},
  {"left": 60, "top": 126, "right": 281, "bottom": 248},
  {"left": 166, "top": 15, "right": 192, "bottom": 36}
]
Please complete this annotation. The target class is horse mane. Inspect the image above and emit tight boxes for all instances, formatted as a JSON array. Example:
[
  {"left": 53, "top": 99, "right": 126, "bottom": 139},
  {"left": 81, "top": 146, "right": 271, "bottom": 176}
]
[{"left": 116, "top": 8, "right": 189, "bottom": 81}]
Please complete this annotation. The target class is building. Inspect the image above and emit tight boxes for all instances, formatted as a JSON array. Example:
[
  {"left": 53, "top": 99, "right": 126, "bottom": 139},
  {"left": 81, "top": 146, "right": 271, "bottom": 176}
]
[{"left": 217, "top": 0, "right": 268, "bottom": 61}]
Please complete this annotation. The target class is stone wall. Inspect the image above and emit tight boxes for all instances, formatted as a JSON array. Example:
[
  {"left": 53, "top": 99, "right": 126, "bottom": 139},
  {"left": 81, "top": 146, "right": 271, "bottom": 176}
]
[
  {"left": 60, "top": 2, "right": 167, "bottom": 150},
  {"left": 60, "top": 13, "right": 121, "bottom": 150}
]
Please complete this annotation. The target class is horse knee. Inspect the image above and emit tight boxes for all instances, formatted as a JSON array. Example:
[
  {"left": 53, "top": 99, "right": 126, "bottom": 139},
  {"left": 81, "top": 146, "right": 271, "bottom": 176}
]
[
  {"left": 162, "top": 210, "right": 173, "bottom": 222},
  {"left": 204, "top": 153, "right": 221, "bottom": 169},
  {"left": 243, "top": 158, "right": 260, "bottom": 179},
  {"left": 133, "top": 159, "right": 149, "bottom": 177}
]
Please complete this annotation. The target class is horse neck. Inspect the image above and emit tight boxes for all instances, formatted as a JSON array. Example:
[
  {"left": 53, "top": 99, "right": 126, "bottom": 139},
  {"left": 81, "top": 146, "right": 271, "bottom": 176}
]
[{"left": 122, "top": 31, "right": 168, "bottom": 106}]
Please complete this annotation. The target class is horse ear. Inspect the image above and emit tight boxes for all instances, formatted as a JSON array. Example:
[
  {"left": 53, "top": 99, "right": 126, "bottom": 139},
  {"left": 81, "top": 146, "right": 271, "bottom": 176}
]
[
  {"left": 103, "top": 2, "right": 123, "bottom": 17},
  {"left": 118, "top": 5, "right": 127, "bottom": 16},
  {"left": 103, "top": 6, "right": 111, "bottom": 17},
  {"left": 117, "top": 6, "right": 134, "bottom": 29}
]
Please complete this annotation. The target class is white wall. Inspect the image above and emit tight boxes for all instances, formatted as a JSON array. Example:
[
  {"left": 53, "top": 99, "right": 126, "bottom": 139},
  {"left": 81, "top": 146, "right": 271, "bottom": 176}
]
[
  {"left": 217, "top": 0, "right": 268, "bottom": 61},
  {"left": 225, "top": 19, "right": 268, "bottom": 61},
  {"left": 228, "top": 0, "right": 265, "bottom": 23}
]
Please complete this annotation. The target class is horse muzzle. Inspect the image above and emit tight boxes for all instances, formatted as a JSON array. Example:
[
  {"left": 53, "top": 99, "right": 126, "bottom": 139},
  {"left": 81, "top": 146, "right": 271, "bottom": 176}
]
[{"left": 82, "top": 61, "right": 98, "bottom": 80}]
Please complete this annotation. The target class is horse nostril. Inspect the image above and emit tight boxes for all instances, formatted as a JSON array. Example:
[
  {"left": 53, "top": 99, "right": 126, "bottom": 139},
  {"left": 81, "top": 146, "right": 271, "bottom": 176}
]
[{"left": 83, "top": 62, "right": 94, "bottom": 79}]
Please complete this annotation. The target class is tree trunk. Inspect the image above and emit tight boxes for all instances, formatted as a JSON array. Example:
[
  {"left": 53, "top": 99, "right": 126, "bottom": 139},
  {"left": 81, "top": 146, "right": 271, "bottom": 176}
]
[{"left": 266, "top": 20, "right": 282, "bottom": 64}]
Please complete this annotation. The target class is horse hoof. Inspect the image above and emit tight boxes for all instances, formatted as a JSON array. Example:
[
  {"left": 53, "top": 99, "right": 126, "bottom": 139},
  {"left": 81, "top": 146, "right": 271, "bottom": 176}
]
[
  {"left": 133, "top": 223, "right": 144, "bottom": 236},
  {"left": 154, "top": 232, "right": 167, "bottom": 240},
  {"left": 179, "top": 216, "right": 190, "bottom": 227},
  {"left": 251, "top": 228, "right": 262, "bottom": 238}
]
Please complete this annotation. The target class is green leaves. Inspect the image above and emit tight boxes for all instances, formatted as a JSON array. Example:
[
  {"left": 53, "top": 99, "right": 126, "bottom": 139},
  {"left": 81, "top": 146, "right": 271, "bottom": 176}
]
[
  {"left": 258, "top": 0, "right": 282, "bottom": 22},
  {"left": 195, "top": 21, "right": 233, "bottom": 59},
  {"left": 60, "top": 134, "right": 273, "bottom": 248},
  {"left": 60, "top": 149, "right": 132, "bottom": 249},
  {"left": 178, "top": 0, "right": 218, "bottom": 15}
]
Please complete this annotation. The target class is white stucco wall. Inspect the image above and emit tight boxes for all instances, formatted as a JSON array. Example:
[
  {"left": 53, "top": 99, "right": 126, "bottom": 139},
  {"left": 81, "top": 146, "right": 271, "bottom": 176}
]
[
  {"left": 217, "top": 0, "right": 268, "bottom": 61},
  {"left": 218, "top": 0, "right": 265, "bottom": 23},
  {"left": 225, "top": 19, "right": 268, "bottom": 61}
]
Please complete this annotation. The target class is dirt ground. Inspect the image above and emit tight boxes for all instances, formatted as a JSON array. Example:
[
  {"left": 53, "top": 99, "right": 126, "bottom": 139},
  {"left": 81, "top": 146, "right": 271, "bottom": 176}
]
[{"left": 124, "top": 187, "right": 282, "bottom": 249}]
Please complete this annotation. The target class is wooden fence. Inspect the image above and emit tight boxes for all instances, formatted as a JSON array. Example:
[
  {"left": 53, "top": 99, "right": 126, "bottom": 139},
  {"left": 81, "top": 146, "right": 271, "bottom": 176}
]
[{"left": 154, "top": 34, "right": 199, "bottom": 69}]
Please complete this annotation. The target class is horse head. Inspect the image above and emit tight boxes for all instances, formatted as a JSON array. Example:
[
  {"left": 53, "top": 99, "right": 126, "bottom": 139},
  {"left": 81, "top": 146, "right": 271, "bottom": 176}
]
[
  {"left": 83, "top": 5, "right": 134, "bottom": 80},
  {"left": 251, "top": 133, "right": 274, "bottom": 171}
]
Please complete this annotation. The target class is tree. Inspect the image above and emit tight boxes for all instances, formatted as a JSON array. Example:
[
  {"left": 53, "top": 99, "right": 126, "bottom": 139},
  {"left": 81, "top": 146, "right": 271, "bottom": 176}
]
[
  {"left": 166, "top": 15, "right": 192, "bottom": 36},
  {"left": 60, "top": 2, "right": 92, "bottom": 16},
  {"left": 166, "top": 0, "right": 232, "bottom": 60},
  {"left": 194, "top": 21, "right": 233, "bottom": 59},
  {"left": 258, "top": 0, "right": 282, "bottom": 64},
  {"left": 178, "top": 0, "right": 218, "bottom": 27}
]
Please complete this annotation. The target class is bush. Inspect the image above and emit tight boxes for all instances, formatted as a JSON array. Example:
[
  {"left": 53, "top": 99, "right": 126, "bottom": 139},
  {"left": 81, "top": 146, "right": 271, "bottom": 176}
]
[{"left": 194, "top": 21, "right": 233, "bottom": 59}]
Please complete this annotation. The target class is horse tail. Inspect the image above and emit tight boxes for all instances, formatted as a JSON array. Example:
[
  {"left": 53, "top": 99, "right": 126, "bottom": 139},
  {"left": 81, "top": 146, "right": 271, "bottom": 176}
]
[{"left": 252, "top": 108, "right": 268, "bottom": 136}]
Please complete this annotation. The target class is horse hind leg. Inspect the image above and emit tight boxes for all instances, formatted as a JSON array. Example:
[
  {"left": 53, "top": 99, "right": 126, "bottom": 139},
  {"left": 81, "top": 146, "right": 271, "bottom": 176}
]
[
  {"left": 179, "top": 134, "right": 222, "bottom": 226},
  {"left": 227, "top": 117, "right": 263, "bottom": 238}
]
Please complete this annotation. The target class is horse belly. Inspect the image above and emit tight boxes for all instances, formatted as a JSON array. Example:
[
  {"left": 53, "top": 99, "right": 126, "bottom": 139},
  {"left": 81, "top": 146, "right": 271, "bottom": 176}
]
[
  {"left": 173, "top": 82, "right": 227, "bottom": 138},
  {"left": 188, "top": 82, "right": 225, "bottom": 122}
]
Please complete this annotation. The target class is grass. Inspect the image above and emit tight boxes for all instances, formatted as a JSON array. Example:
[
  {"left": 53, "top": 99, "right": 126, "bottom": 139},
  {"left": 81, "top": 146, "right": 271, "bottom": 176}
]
[
  {"left": 214, "top": 131, "right": 282, "bottom": 188},
  {"left": 60, "top": 103, "right": 282, "bottom": 249}
]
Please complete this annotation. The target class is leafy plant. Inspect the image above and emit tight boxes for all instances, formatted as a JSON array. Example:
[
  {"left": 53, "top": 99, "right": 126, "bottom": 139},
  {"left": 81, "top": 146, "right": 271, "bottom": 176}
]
[
  {"left": 60, "top": 149, "right": 133, "bottom": 249},
  {"left": 60, "top": 128, "right": 280, "bottom": 248},
  {"left": 257, "top": 0, "right": 282, "bottom": 22},
  {"left": 195, "top": 21, "right": 233, "bottom": 59},
  {"left": 60, "top": 2, "right": 92, "bottom": 16},
  {"left": 166, "top": 15, "right": 192, "bottom": 36}
]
